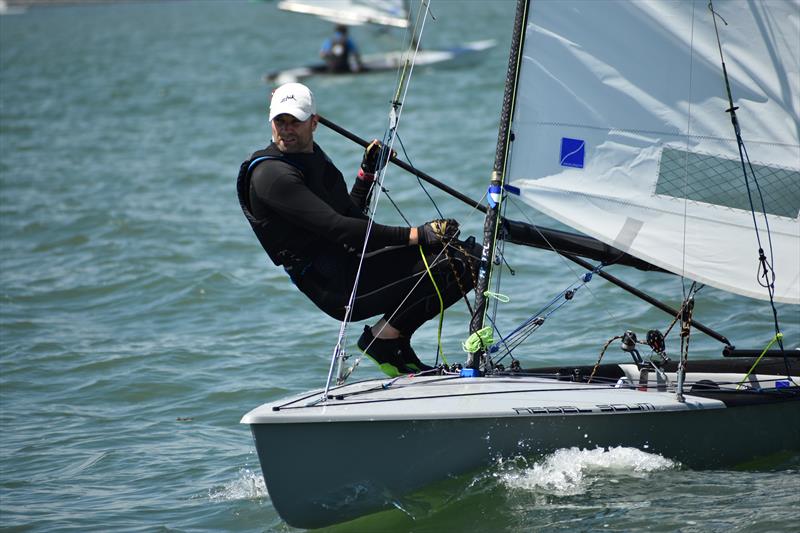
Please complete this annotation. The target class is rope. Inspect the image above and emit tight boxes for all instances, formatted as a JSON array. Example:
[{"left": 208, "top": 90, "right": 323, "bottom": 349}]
[
  {"left": 484, "top": 291, "right": 510, "bottom": 303},
  {"left": 419, "top": 245, "right": 448, "bottom": 365},
  {"left": 444, "top": 237, "right": 479, "bottom": 316},
  {"left": 737, "top": 332, "right": 783, "bottom": 390},
  {"left": 323, "top": 0, "right": 434, "bottom": 395},
  {"left": 708, "top": 0, "right": 785, "bottom": 359},
  {"left": 491, "top": 265, "right": 603, "bottom": 363},
  {"left": 463, "top": 327, "right": 494, "bottom": 353},
  {"left": 587, "top": 336, "right": 623, "bottom": 384}
]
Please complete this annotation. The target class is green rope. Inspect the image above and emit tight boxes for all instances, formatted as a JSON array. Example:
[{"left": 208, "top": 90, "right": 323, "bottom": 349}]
[
  {"left": 484, "top": 290, "right": 510, "bottom": 303},
  {"left": 737, "top": 332, "right": 783, "bottom": 390},
  {"left": 419, "top": 245, "right": 448, "bottom": 365},
  {"left": 463, "top": 326, "right": 494, "bottom": 353}
]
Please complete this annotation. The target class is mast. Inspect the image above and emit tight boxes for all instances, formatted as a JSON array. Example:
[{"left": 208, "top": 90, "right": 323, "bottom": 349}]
[{"left": 467, "top": 0, "right": 529, "bottom": 371}]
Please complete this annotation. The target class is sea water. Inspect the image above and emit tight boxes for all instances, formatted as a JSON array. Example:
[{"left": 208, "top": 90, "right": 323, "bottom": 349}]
[{"left": 1, "top": 1, "right": 798, "bottom": 531}]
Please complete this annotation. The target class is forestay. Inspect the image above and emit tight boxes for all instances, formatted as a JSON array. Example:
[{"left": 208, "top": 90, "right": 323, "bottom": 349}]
[{"left": 508, "top": 0, "right": 799, "bottom": 304}]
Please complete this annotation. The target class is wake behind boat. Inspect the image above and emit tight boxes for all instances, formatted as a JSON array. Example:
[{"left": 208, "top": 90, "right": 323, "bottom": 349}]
[{"left": 244, "top": 0, "right": 799, "bottom": 528}]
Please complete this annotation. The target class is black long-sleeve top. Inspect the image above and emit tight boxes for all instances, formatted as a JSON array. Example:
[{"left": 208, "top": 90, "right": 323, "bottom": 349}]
[{"left": 248, "top": 142, "right": 409, "bottom": 264}]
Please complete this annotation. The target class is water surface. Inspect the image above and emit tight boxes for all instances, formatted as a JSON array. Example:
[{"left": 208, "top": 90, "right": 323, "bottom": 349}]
[{"left": 1, "top": 1, "right": 798, "bottom": 531}]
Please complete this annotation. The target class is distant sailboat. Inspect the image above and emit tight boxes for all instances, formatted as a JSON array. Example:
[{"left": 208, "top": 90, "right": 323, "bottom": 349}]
[
  {"left": 265, "top": 0, "right": 496, "bottom": 84},
  {"left": 277, "top": 0, "right": 409, "bottom": 28},
  {"left": 242, "top": 0, "right": 799, "bottom": 528}
]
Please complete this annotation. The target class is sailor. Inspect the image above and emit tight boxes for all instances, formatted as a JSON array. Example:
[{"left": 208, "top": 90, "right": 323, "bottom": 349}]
[
  {"left": 237, "top": 82, "right": 479, "bottom": 376},
  {"left": 319, "top": 25, "right": 364, "bottom": 73}
]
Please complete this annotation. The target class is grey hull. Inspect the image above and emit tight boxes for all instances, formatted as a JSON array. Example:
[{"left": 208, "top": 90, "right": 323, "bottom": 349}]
[{"left": 245, "top": 372, "right": 799, "bottom": 529}]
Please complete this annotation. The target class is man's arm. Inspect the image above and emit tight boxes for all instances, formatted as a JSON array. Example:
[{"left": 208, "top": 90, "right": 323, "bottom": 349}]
[{"left": 253, "top": 163, "right": 412, "bottom": 249}]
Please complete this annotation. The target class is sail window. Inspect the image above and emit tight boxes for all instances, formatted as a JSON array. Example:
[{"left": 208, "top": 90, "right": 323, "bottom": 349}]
[{"left": 655, "top": 147, "right": 800, "bottom": 220}]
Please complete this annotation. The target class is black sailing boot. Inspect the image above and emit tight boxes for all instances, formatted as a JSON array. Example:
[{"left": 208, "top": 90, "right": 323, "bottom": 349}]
[
  {"left": 398, "top": 337, "right": 434, "bottom": 373},
  {"left": 357, "top": 326, "right": 415, "bottom": 377}
]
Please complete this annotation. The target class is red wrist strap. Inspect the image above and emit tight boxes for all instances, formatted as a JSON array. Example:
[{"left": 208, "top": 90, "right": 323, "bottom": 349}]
[{"left": 357, "top": 168, "right": 375, "bottom": 182}]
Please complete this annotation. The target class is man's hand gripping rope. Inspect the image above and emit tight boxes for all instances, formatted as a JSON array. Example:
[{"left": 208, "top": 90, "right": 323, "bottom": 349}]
[
  {"left": 358, "top": 139, "right": 395, "bottom": 183},
  {"left": 417, "top": 219, "right": 460, "bottom": 250}
]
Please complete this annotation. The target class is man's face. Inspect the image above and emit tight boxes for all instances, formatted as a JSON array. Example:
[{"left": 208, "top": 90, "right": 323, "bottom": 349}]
[{"left": 271, "top": 113, "right": 317, "bottom": 153}]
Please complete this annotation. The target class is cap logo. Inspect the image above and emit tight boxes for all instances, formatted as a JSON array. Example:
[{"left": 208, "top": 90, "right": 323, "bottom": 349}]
[{"left": 280, "top": 94, "right": 297, "bottom": 103}]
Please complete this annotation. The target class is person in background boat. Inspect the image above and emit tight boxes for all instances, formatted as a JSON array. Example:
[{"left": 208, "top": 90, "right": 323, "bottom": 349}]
[
  {"left": 319, "top": 25, "right": 364, "bottom": 74},
  {"left": 237, "top": 82, "right": 480, "bottom": 377}
]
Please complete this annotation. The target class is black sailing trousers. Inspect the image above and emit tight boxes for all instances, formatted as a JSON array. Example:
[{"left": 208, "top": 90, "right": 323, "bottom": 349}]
[{"left": 293, "top": 240, "right": 481, "bottom": 336}]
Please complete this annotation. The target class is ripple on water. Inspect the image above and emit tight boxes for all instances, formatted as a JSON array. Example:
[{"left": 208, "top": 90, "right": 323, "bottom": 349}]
[{"left": 1, "top": 1, "right": 798, "bottom": 532}]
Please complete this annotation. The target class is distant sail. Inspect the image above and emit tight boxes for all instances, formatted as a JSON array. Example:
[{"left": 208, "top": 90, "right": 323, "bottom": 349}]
[
  {"left": 277, "top": 0, "right": 408, "bottom": 28},
  {"left": 509, "top": 0, "right": 799, "bottom": 304}
]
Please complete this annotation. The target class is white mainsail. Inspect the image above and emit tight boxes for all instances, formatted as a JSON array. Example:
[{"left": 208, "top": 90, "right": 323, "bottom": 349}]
[
  {"left": 277, "top": 0, "right": 408, "bottom": 28},
  {"left": 509, "top": 0, "right": 799, "bottom": 304}
]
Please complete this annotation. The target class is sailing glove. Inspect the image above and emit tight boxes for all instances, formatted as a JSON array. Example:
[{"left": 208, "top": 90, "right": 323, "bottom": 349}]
[
  {"left": 358, "top": 140, "right": 394, "bottom": 182},
  {"left": 418, "top": 219, "right": 460, "bottom": 249}
]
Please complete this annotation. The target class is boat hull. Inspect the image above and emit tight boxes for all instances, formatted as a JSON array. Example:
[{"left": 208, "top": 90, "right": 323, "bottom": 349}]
[
  {"left": 244, "top": 372, "right": 799, "bottom": 528},
  {"left": 264, "top": 40, "right": 496, "bottom": 84}
]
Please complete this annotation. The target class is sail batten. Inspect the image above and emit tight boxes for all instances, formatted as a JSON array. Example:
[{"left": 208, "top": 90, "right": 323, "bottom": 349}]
[{"left": 509, "top": 0, "right": 800, "bottom": 304}]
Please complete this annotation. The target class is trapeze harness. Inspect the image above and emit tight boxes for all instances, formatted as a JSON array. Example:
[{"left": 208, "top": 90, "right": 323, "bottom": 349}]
[
  {"left": 236, "top": 150, "right": 319, "bottom": 284},
  {"left": 236, "top": 141, "right": 415, "bottom": 279}
]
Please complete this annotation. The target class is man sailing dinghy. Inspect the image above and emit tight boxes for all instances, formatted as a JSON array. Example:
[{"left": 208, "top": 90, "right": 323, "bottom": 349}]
[{"left": 241, "top": 0, "right": 799, "bottom": 528}]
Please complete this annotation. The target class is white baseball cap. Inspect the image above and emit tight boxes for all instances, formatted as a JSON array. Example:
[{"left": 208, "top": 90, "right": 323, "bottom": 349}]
[{"left": 269, "top": 83, "right": 316, "bottom": 122}]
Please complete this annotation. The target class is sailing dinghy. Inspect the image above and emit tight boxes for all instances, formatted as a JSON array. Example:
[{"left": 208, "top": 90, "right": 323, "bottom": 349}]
[
  {"left": 242, "top": 0, "right": 799, "bottom": 528},
  {"left": 265, "top": 0, "right": 496, "bottom": 84}
]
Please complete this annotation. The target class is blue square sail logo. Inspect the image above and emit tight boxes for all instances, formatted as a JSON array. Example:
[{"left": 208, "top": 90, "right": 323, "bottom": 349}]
[{"left": 560, "top": 137, "right": 585, "bottom": 168}]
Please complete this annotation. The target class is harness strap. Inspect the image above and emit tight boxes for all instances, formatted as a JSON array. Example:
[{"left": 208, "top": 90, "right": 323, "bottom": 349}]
[
  {"left": 236, "top": 152, "right": 305, "bottom": 268},
  {"left": 248, "top": 155, "right": 278, "bottom": 174},
  {"left": 238, "top": 153, "right": 303, "bottom": 218}
]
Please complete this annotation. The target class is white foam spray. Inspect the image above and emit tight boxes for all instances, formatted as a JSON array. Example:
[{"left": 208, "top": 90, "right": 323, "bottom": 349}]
[{"left": 498, "top": 447, "right": 677, "bottom": 496}]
